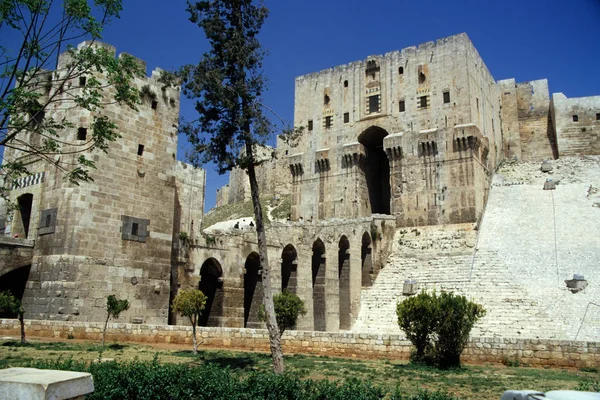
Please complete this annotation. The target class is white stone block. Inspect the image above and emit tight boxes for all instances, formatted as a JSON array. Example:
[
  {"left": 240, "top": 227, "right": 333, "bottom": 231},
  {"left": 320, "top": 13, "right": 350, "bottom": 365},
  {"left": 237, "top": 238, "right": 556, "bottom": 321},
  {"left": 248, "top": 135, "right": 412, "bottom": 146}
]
[{"left": 0, "top": 368, "right": 94, "bottom": 400}]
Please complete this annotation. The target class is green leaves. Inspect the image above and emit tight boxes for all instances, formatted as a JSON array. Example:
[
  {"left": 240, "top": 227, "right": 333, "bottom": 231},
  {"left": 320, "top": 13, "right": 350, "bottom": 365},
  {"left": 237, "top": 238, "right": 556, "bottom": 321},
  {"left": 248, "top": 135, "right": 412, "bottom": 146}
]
[
  {"left": 106, "top": 294, "right": 130, "bottom": 318},
  {"left": 396, "top": 291, "right": 485, "bottom": 369},
  {"left": 258, "top": 290, "right": 306, "bottom": 335},
  {"left": 171, "top": 289, "right": 207, "bottom": 325},
  {"left": 0, "top": 0, "right": 141, "bottom": 204},
  {"left": 0, "top": 290, "right": 22, "bottom": 316}
]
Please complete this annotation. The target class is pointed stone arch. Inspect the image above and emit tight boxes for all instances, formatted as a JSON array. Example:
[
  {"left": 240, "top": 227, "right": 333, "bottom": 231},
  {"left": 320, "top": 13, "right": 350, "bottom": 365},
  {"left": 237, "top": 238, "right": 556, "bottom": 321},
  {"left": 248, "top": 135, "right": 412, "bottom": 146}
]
[
  {"left": 358, "top": 126, "right": 390, "bottom": 215},
  {"left": 15, "top": 193, "right": 33, "bottom": 238},
  {"left": 198, "top": 258, "right": 224, "bottom": 327},
  {"left": 244, "top": 252, "right": 262, "bottom": 328},
  {"left": 311, "top": 239, "right": 326, "bottom": 331},
  {"left": 0, "top": 264, "right": 31, "bottom": 319},
  {"left": 281, "top": 244, "right": 298, "bottom": 294},
  {"left": 361, "top": 232, "right": 373, "bottom": 287},
  {"left": 338, "top": 235, "right": 350, "bottom": 330}
]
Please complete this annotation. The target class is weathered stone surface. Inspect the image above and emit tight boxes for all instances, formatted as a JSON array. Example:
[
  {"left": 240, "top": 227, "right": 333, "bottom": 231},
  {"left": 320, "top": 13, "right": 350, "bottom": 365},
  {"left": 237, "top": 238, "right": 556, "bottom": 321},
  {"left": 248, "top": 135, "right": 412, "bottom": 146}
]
[{"left": 0, "top": 367, "right": 93, "bottom": 400}]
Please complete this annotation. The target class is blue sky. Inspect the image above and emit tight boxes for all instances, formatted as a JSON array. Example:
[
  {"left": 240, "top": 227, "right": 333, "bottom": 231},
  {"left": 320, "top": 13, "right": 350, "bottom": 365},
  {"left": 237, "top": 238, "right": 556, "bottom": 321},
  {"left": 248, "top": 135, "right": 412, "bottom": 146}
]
[{"left": 6, "top": 0, "right": 600, "bottom": 210}]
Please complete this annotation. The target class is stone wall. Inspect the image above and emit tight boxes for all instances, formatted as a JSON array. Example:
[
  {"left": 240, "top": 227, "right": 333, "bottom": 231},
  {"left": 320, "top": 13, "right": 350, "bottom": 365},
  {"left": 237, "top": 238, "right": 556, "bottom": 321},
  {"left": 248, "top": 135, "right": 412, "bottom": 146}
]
[
  {"left": 1, "top": 319, "right": 598, "bottom": 368},
  {"left": 0, "top": 41, "right": 192, "bottom": 325},
  {"left": 552, "top": 93, "right": 600, "bottom": 157},
  {"left": 0, "top": 237, "right": 33, "bottom": 277},
  {"left": 179, "top": 216, "right": 396, "bottom": 332},
  {"left": 288, "top": 33, "right": 501, "bottom": 227}
]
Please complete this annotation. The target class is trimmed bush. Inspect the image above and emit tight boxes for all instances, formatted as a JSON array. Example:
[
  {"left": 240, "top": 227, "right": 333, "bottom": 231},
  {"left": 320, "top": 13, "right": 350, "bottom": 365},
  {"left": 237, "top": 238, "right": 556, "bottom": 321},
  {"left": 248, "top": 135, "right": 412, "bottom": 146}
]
[{"left": 396, "top": 291, "right": 485, "bottom": 369}]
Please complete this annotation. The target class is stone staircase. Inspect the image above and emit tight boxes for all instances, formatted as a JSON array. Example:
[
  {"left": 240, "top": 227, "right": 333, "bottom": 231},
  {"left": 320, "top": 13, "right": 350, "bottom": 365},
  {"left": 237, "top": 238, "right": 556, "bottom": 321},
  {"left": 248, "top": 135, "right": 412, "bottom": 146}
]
[
  {"left": 352, "top": 157, "right": 600, "bottom": 342},
  {"left": 352, "top": 224, "right": 564, "bottom": 339}
]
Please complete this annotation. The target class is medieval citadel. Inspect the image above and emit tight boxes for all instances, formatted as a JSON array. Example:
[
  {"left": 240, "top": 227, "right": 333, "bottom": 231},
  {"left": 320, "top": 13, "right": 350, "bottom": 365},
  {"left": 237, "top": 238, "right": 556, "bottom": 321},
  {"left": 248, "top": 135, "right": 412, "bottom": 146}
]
[{"left": 1, "top": 33, "right": 599, "bottom": 346}]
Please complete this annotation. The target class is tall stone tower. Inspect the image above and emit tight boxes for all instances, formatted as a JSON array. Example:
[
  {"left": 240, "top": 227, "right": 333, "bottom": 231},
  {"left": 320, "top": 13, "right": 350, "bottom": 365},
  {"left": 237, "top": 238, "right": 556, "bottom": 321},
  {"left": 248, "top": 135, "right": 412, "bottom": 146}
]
[{"left": 1, "top": 41, "right": 205, "bottom": 324}]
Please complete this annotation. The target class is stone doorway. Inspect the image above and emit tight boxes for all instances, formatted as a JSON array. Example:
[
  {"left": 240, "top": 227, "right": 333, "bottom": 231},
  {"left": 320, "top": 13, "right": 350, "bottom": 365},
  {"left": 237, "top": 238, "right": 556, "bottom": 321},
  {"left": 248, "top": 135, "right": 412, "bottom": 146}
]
[
  {"left": 311, "top": 239, "right": 326, "bottom": 331},
  {"left": 16, "top": 194, "right": 33, "bottom": 238},
  {"left": 244, "top": 252, "right": 262, "bottom": 328},
  {"left": 281, "top": 244, "right": 298, "bottom": 294},
  {"left": 198, "top": 258, "right": 224, "bottom": 327},
  {"left": 338, "top": 236, "right": 350, "bottom": 330},
  {"left": 358, "top": 127, "right": 390, "bottom": 215}
]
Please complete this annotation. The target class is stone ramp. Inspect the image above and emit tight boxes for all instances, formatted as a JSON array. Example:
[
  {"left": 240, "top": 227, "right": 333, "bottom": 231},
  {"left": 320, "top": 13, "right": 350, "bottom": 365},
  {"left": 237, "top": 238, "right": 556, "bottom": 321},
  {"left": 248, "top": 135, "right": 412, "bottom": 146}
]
[{"left": 352, "top": 156, "right": 600, "bottom": 341}]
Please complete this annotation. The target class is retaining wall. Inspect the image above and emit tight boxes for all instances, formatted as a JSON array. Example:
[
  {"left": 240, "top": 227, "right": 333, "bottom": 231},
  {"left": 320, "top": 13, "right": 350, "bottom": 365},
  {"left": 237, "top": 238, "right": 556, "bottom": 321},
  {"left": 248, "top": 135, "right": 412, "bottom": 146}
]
[{"left": 1, "top": 319, "right": 598, "bottom": 368}]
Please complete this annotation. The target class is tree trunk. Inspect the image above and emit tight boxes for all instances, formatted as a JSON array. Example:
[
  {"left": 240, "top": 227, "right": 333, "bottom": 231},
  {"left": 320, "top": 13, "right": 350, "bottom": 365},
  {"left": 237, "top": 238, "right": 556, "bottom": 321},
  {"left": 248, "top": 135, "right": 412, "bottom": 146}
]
[
  {"left": 246, "top": 142, "right": 285, "bottom": 374},
  {"left": 191, "top": 319, "right": 198, "bottom": 354},
  {"left": 102, "top": 314, "right": 110, "bottom": 349},
  {"left": 18, "top": 311, "right": 25, "bottom": 344}
]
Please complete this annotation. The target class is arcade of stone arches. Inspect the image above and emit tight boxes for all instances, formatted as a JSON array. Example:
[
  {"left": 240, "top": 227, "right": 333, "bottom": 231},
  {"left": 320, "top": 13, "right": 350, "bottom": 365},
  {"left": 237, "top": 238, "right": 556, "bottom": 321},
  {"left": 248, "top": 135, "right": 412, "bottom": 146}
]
[{"left": 192, "top": 231, "right": 376, "bottom": 332}]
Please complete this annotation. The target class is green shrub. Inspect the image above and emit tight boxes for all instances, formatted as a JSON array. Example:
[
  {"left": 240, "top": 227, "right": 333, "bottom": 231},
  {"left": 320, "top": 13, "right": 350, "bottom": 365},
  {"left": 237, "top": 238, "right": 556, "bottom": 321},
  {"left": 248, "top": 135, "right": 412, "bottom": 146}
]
[
  {"left": 27, "top": 358, "right": 461, "bottom": 399},
  {"left": 171, "top": 289, "right": 207, "bottom": 354},
  {"left": 396, "top": 291, "right": 485, "bottom": 369},
  {"left": 396, "top": 291, "right": 440, "bottom": 364},
  {"left": 258, "top": 290, "right": 306, "bottom": 335}
]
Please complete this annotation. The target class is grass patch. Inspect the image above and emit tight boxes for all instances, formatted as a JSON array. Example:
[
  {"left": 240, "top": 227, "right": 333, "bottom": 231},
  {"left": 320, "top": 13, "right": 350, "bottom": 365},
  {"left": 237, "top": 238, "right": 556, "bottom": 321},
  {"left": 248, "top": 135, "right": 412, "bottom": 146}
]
[{"left": 0, "top": 339, "right": 598, "bottom": 399}]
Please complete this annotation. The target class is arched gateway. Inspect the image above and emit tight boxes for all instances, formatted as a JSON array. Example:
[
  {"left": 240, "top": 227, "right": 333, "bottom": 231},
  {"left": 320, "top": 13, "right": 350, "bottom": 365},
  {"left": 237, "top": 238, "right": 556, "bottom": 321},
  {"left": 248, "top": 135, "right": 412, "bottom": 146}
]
[{"left": 358, "top": 126, "right": 391, "bottom": 215}]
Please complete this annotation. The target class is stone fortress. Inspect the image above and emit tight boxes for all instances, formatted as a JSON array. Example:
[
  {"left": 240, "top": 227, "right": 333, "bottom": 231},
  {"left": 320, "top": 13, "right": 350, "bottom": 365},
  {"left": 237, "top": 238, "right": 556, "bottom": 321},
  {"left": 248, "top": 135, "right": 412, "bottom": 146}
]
[{"left": 1, "top": 33, "right": 599, "bottom": 343}]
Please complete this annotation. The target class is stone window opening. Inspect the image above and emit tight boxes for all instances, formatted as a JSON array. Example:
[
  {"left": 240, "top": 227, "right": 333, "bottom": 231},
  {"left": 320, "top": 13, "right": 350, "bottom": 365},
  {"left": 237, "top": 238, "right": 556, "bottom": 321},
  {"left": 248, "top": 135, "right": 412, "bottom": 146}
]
[
  {"left": 77, "top": 127, "right": 87, "bottom": 140},
  {"left": 137, "top": 144, "right": 144, "bottom": 156},
  {"left": 368, "top": 95, "right": 380, "bottom": 114},
  {"left": 596, "top": 113, "right": 600, "bottom": 121},
  {"left": 79, "top": 76, "right": 86, "bottom": 87},
  {"left": 121, "top": 215, "right": 149, "bottom": 242},
  {"left": 398, "top": 66, "right": 404, "bottom": 75},
  {"left": 418, "top": 72, "right": 426, "bottom": 84},
  {"left": 399, "top": 100, "right": 405, "bottom": 112},
  {"left": 38, "top": 207, "right": 57, "bottom": 236},
  {"left": 151, "top": 100, "right": 158, "bottom": 110},
  {"left": 308, "top": 120, "right": 313, "bottom": 131},
  {"left": 343, "top": 80, "right": 348, "bottom": 88},
  {"left": 343, "top": 112, "right": 349, "bottom": 123},
  {"left": 443, "top": 91, "right": 450, "bottom": 104},
  {"left": 31, "top": 110, "right": 45, "bottom": 126},
  {"left": 573, "top": 115, "right": 579, "bottom": 122},
  {"left": 324, "top": 94, "right": 330, "bottom": 106},
  {"left": 325, "top": 116, "right": 332, "bottom": 129},
  {"left": 419, "top": 95, "right": 428, "bottom": 109}
]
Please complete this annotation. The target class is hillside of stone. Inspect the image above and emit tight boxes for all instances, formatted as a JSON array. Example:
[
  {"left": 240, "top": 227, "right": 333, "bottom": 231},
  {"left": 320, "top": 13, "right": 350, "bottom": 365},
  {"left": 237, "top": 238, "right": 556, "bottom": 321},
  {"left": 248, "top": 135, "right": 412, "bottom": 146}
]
[{"left": 352, "top": 156, "right": 600, "bottom": 341}]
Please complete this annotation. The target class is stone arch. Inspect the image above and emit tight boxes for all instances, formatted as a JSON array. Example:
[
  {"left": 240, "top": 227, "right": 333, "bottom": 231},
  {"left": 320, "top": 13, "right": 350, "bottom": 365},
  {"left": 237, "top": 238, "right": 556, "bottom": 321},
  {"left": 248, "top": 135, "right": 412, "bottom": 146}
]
[
  {"left": 244, "top": 252, "right": 262, "bottom": 328},
  {"left": 312, "top": 239, "right": 326, "bottom": 331},
  {"left": 281, "top": 244, "right": 298, "bottom": 294},
  {"left": 361, "top": 232, "right": 373, "bottom": 287},
  {"left": 15, "top": 193, "right": 33, "bottom": 238},
  {"left": 0, "top": 264, "right": 31, "bottom": 318},
  {"left": 358, "top": 126, "right": 390, "bottom": 215},
  {"left": 198, "top": 258, "right": 224, "bottom": 327},
  {"left": 338, "top": 235, "right": 351, "bottom": 330}
]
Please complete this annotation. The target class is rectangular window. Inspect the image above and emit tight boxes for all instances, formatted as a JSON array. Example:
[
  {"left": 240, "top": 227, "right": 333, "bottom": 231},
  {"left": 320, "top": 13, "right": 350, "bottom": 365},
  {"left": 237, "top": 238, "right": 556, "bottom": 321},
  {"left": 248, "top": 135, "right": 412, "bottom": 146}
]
[
  {"left": 79, "top": 76, "right": 86, "bottom": 87},
  {"left": 325, "top": 116, "right": 332, "bottom": 129},
  {"left": 343, "top": 112, "right": 349, "bottom": 123},
  {"left": 443, "top": 91, "right": 450, "bottom": 104},
  {"left": 368, "top": 95, "right": 380, "bottom": 114},
  {"left": 308, "top": 120, "right": 313, "bottom": 131},
  {"left": 399, "top": 100, "right": 405, "bottom": 112},
  {"left": 596, "top": 113, "right": 600, "bottom": 121},
  {"left": 573, "top": 115, "right": 579, "bottom": 122},
  {"left": 38, "top": 208, "right": 58, "bottom": 236},
  {"left": 121, "top": 215, "right": 149, "bottom": 243},
  {"left": 419, "top": 96, "right": 428, "bottom": 109},
  {"left": 137, "top": 144, "right": 145, "bottom": 156},
  {"left": 77, "top": 127, "right": 87, "bottom": 140}
]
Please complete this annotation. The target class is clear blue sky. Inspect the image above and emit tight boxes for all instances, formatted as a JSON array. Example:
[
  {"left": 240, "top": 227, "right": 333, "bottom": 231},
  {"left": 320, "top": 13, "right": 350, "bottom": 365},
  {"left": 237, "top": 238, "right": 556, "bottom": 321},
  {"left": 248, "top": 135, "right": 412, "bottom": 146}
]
[{"left": 10, "top": 0, "right": 600, "bottom": 210}]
